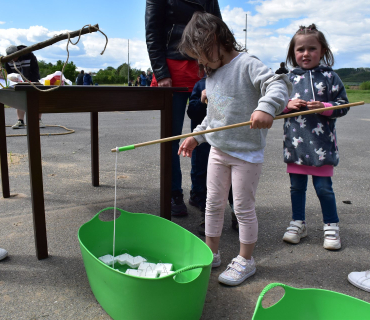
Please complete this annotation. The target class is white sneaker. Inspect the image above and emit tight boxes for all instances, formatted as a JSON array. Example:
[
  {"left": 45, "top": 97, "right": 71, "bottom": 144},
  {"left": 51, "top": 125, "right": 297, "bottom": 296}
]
[
  {"left": 323, "top": 223, "right": 341, "bottom": 250},
  {"left": 0, "top": 248, "right": 8, "bottom": 261},
  {"left": 218, "top": 255, "right": 256, "bottom": 286},
  {"left": 283, "top": 220, "right": 307, "bottom": 244},
  {"left": 212, "top": 250, "right": 221, "bottom": 268},
  {"left": 39, "top": 119, "right": 45, "bottom": 128},
  {"left": 12, "top": 120, "right": 25, "bottom": 129},
  {"left": 348, "top": 270, "right": 370, "bottom": 292}
]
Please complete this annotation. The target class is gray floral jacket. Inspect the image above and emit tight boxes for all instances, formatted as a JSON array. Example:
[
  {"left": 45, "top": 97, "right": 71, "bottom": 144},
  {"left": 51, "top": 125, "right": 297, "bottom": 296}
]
[{"left": 283, "top": 65, "right": 349, "bottom": 167}]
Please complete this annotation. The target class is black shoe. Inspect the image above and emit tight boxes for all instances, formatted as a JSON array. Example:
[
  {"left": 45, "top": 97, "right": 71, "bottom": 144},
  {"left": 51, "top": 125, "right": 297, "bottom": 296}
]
[
  {"left": 189, "top": 191, "right": 206, "bottom": 213},
  {"left": 171, "top": 191, "right": 188, "bottom": 217},
  {"left": 231, "top": 211, "right": 239, "bottom": 232},
  {"left": 198, "top": 220, "right": 205, "bottom": 236}
]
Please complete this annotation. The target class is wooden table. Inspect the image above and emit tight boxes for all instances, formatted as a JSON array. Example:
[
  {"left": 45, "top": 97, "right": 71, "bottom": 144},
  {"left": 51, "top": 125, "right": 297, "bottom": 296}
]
[{"left": 0, "top": 85, "right": 185, "bottom": 260}]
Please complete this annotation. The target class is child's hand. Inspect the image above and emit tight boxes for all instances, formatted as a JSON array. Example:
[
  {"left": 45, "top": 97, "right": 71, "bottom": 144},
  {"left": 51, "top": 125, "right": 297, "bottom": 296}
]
[
  {"left": 157, "top": 77, "right": 172, "bottom": 87},
  {"left": 201, "top": 89, "right": 207, "bottom": 104},
  {"left": 307, "top": 101, "right": 325, "bottom": 113},
  {"left": 250, "top": 111, "right": 274, "bottom": 129},
  {"left": 287, "top": 99, "right": 307, "bottom": 111},
  {"left": 178, "top": 137, "right": 198, "bottom": 157}
]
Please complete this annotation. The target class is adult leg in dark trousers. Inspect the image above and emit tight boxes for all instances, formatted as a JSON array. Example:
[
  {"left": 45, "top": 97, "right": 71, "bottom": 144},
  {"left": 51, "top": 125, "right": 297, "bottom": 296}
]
[{"left": 171, "top": 92, "right": 191, "bottom": 216}]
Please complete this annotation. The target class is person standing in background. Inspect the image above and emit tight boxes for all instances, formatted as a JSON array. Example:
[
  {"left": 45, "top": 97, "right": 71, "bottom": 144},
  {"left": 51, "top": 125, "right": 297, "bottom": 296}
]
[
  {"left": 134, "top": 76, "right": 141, "bottom": 86},
  {"left": 140, "top": 71, "right": 147, "bottom": 86},
  {"left": 76, "top": 70, "right": 84, "bottom": 85},
  {"left": 275, "top": 62, "right": 289, "bottom": 74},
  {"left": 145, "top": 0, "right": 222, "bottom": 216},
  {"left": 4, "top": 45, "right": 45, "bottom": 129},
  {"left": 83, "top": 71, "right": 93, "bottom": 85},
  {"left": 146, "top": 71, "right": 152, "bottom": 86}
]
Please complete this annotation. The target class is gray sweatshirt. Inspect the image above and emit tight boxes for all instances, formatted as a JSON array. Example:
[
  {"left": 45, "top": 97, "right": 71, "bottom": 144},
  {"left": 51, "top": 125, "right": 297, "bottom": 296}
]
[{"left": 193, "top": 53, "right": 292, "bottom": 155}]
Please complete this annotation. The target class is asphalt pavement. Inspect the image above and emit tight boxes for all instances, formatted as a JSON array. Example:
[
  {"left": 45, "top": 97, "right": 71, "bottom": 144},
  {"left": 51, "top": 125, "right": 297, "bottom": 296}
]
[{"left": 1, "top": 103, "right": 370, "bottom": 319}]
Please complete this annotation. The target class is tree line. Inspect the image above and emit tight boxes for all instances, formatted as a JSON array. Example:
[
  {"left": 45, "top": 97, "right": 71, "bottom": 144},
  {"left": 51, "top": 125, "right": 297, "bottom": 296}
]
[
  {"left": 38, "top": 60, "right": 149, "bottom": 84},
  {"left": 335, "top": 68, "right": 370, "bottom": 83}
]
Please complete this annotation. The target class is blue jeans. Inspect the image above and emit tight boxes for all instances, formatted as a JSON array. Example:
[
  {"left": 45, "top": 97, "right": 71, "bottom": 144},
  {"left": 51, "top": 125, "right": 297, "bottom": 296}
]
[
  {"left": 289, "top": 173, "right": 339, "bottom": 224},
  {"left": 172, "top": 92, "right": 191, "bottom": 193}
]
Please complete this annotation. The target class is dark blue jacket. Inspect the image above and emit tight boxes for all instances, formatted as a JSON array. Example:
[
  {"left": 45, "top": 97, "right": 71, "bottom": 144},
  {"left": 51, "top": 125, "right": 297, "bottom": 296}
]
[
  {"left": 187, "top": 77, "right": 207, "bottom": 128},
  {"left": 83, "top": 73, "right": 93, "bottom": 85},
  {"left": 76, "top": 72, "right": 84, "bottom": 85},
  {"left": 140, "top": 74, "right": 147, "bottom": 86},
  {"left": 283, "top": 65, "right": 349, "bottom": 167}
]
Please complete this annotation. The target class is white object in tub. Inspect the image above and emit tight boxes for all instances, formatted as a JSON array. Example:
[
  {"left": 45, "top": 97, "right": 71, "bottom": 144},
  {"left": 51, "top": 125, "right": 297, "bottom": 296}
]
[
  {"left": 98, "top": 254, "right": 116, "bottom": 266},
  {"left": 116, "top": 253, "right": 133, "bottom": 265},
  {"left": 126, "top": 255, "right": 147, "bottom": 268},
  {"left": 141, "top": 269, "right": 159, "bottom": 278},
  {"left": 138, "top": 262, "right": 157, "bottom": 271},
  {"left": 126, "top": 269, "right": 143, "bottom": 276},
  {"left": 155, "top": 263, "right": 173, "bottom": 273},
  {"left": 158, "top": 270, "right": 175, "bottom": 278}
]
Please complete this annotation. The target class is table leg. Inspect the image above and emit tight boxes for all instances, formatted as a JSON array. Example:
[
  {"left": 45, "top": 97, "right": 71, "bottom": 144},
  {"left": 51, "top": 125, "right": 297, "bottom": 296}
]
[
  {"left": 91, "top": 112, "right": 99, "bottom": 187},
  {"left": 160, "top": 92, "right": 173, "bottom": 220},
  {"left": 0, "top": 102, "right": 10, "bottom": 198},
  {"left": 26, "top": 94, "right": 48, "bottom": 259}
]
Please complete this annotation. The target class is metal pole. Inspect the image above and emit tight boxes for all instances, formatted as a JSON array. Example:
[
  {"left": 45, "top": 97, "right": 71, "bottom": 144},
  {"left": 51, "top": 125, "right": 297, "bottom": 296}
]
[
  {"left": 243, "top": 14, "right": 247, "bottom": 51},
  {"left": 128, "top": 39, "right": 130, "bottom": 85},
  {"left": 245, "top": 14, "right": 247, "bottom": 50}
]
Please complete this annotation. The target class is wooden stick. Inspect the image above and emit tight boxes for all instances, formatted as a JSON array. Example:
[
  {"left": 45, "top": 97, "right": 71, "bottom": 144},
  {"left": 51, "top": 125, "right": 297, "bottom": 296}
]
[
  {"left": 1, "top": 24, "right": 100, "bottom": 64},
  {"left": 111, "top": 101, "right": 365, "bottom": 152}
]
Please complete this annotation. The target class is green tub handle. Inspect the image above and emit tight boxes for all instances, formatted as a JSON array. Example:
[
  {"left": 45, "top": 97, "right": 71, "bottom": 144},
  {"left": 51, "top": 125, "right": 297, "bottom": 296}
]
[
  {"left": 170, "top": 264, "right": 209, "bottom": 284},
  {"left": 252, "top": 283, "right": 288, "bottom": 318},
  {"left": 90, "top": 207, "right": 126, "bottom": 223},
  {"left": 175, "top": 264, "right": 208, "bottom": 274},
  {"left": 259, "top": 282, "right": 287, "bottom": 296}
]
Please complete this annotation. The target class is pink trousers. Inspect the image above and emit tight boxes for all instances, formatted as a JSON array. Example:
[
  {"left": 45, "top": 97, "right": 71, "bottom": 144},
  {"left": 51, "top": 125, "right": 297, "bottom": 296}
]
[{"left": 205, "top": 147, "right": 262, "bottom": 244}]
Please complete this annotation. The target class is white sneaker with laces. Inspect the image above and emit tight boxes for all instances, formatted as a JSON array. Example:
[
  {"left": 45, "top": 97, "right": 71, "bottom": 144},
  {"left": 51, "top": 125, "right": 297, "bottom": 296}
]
[
  {"left": 39, "top": 119, "right": 45, "bottom": 128},
  {"left": 12, "top": 120, "right": 25, "bottom": 129},
  {"left": 218, "top": 255, "right": 256, "bottom": 286},
  {"left": 0, "top": 248, "right": 8, "bottom": 261},
  {"left": 212, "top": 250, "right": 221, "bottom": 268},
  {"left": 348, "top": 270, "right": 370, "bottom": 292},
  {"left": 283, "top": 220, "right": 307, "bottom": 244},
  {"left": 323, "top": 223, "right": 341, "bottom": 250}
]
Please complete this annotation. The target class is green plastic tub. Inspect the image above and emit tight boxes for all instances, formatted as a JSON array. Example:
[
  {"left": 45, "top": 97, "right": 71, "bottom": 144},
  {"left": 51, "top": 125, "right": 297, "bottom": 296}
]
[
  {"left": 78, "top": 207, "right": 213, "bottom": 320},
  {"left": 252, "top": 283, "right": 370, "bottom": 320}
]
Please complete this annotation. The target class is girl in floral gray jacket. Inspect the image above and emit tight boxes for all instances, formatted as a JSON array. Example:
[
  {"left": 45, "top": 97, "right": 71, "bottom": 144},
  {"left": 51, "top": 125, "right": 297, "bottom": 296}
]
[{"left": 282, "top": 24, "right": 349, "bottom": 251}]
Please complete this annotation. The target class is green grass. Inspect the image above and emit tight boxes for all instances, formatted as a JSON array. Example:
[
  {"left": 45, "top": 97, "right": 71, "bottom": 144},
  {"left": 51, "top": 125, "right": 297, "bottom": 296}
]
[{"left": 346, "top": 90, "right": 370, "bottom": 104}]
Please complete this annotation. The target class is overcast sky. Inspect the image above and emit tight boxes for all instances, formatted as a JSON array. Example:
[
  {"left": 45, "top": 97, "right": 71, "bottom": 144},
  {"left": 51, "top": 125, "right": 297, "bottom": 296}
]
[{"left": 1, "top": 0, "right": 369, "bottom": 74}]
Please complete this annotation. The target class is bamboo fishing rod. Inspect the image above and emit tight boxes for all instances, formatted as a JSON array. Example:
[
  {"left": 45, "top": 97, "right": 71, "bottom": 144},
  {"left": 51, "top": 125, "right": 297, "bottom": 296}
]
[
  {"left": 0, "top": 24, "right": 100, "bottom": 64},
  {"left": 111, "top": 101, "right": 365, "bottom": 153}
]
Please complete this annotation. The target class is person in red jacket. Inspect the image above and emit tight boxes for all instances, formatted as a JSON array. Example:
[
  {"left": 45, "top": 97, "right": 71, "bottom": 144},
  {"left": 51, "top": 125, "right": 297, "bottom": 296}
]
[{"left": 145, "top": 0, "right": 222, "bottom": 216}]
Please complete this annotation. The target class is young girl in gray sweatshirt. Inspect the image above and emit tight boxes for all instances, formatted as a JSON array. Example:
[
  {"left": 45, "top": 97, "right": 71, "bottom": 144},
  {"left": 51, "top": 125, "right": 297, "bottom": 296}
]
[{"left": 178, "top": 12, "right": 291, "bottom": 286}]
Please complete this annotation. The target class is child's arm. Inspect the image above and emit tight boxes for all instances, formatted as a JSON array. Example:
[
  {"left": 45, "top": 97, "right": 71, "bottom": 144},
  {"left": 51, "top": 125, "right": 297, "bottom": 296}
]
[
  {"left": 249, "top": 57, "right": 292, "bottom": 119},
  {"left": 178, "top": 137, "right": 198, "bottom": 158},
  {"left": 187, "top": 79, "right": 207, "bottom": 121},
  {"left": 286, "top": 99, "right": 307, "bottom": 111},
  {"left": 250, "top": 111, "right": 273, "bottom": 129},
  {"left": 319, "top": 73, "right": 350, "bottom": 118}
]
